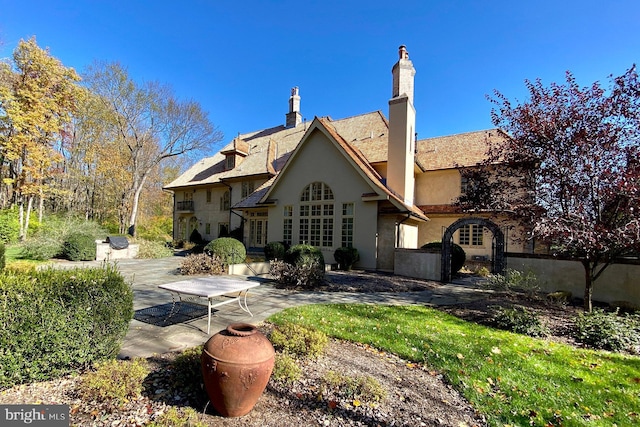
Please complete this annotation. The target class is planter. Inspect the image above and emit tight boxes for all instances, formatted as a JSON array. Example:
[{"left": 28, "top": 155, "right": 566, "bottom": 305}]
[{"left": 201, "top": 323, "right": 275, "bottom": 417}]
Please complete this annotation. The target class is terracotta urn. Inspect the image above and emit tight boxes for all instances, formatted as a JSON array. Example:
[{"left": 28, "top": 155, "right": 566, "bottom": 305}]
[{"left": 201, "top": 323, "right": 275, "bottom": 417}]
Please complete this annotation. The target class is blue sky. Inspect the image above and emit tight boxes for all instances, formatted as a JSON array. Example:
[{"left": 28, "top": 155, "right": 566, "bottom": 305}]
[{"left": 2, "top": 0, "right": 638, "bottom": 152}]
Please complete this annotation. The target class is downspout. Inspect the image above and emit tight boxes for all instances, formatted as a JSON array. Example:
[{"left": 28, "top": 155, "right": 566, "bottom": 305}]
[{"left": 396, "top": 213, "right": 412, "bottom": 247}]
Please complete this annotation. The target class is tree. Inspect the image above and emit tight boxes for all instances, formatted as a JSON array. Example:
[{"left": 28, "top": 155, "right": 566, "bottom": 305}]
[
  {"left": 459, "top": 66, "right": 640, "bottom": 311},
  {"left": 0, "top": 37, "right": 82, "bottom": 239},
  {"left": 82, "top": 62, "right": 223, "bottom": 236}
]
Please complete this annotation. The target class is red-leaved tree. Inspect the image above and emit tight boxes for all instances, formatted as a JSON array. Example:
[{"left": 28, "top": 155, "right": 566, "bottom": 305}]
[{"left": 459, "top": 66, "right": 640, "bottom": 311}]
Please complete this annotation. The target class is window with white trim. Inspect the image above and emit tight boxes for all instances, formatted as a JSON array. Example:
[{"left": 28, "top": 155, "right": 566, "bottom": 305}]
[
  {"left": 299, "top": 182, "right": 334, "bottom": 247},
  {"left": 283, "top": 205, "right": 293, "bottom": 245},
  {"left": 341, "top": 203, "right": 354, "bottom": 247}
]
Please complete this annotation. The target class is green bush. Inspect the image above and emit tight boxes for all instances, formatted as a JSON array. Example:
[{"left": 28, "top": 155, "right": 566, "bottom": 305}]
[
  {"left": 20, "top": 235, "right": 64, "bottom": 260},
  {"left": 170, "top": 345, "right": 205, "bottom": 397},
  {"left": 189, "top": 228, "right": 203, "bottom": 244},
  {"left": 284, "top": 244, "right": 324, "bottom": 269},
  {"left": 148, "top": 407, "right": 207, "bottom": 427},
  {"left": 272, "top": 353, "right": 302, "bottom": 383},
  {"left": 0, "top": 265, "right": 133, "bottom": 388},
  {"left": 179, "top": 253, "right": 225, "bottom": 275},
  {"left": 334, "top": 247, "right": 359, "bottom": 270},
  {"left": 62, "top": 232, "right": 97, "bottom": 261},
  {"left": 264, "top": 241, "right": 287, "bottom": 261},
  {"left": 135, "top": 239, "right": 174, "bottom": 259},
  {"left": 573, "top": 309, "right": 640, "bottom": 351},
  {"left": 492, "top": 306, "right": 548, "bottom": 337},
  {"left": 79, "top": 358, "right": 149, "bottom": 406},
  {"left": 485, "top": 268, "right": 540, "bottom": 296},
  {"left": 0, "top": 209, "right": 20, "bottom": 243},
  {"left": 0, "top": 242, "right": 5, "bottom": 271},
  {"left": 205, "top": 237, "right": 246, "bottom": 265},
  {"left": 421, "top": 241, "right": 466, "bottom": 273},
  {"left": 269, "top": 323, "right": 328, "bottom": 359}
]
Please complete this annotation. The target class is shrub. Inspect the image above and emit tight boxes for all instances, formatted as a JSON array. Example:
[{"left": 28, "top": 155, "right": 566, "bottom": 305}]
[
  {"left": 269, "top": 323, "right": 328, "bottom": 359},
  {"left": 20, "top": 235, "right": 63, "bottom": 260},
  {"left": 0, "top": 242, "right": 5, "bottom": 271},
  {"left": 136, "top": 239, "right": 174, "bottom": 259},
  {"left": 79, "top": 358, "right": 149, "bottom": 406},
  {"left": 485, "top": 268, "right": 540, "bottom": 296},
  {"left": 272, "top": 353, "right": 302, "bottom": 383},
  {"left": 62, "top": 232, "right": 97, "bottom": 261},
  {"left": 0, "top": 265, "right": 133, "bottom": 387},
  {"left": 284, "top": 244, "right": 325, "bottom": 270},
  {"left": 334, "top": 246, "right": 359, "bottom": 270},
  {"left": 421, "top": 241, "right": 466, "bottom": 273},
  {"left": 148, "top": 407, "right": 207, "bottom": 427},
  {"left": 0, "top": 209, "right": 20, "bottom": 243},
  {"left": 493, "top": 306, "right": 548, "bottom": 337},
  {"left": 170, "top": 345, "right": 204, "bottom": 397},
  {"left": 189, "top": 228, "right": 203, "bottom": 244},
  {"left": 322, "top": 371, "right": 387, "bottom": 403},
  {"left": 264, "top": 241, "right": 287, "bottom": 261},
  {"left": 205, "top": 237, "right": 246, "bottom": 265},
  {"left": 573, "top": 309, "right": 640, "bottom": 351},
  {"left": 269, "top": 259, "right": 325, "bottom": 289},
  {"left": 180, "top": 253, "right": 225, "bottom": 275}
]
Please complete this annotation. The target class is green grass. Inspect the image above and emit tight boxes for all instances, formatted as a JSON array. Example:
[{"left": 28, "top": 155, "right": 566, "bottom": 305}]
[
  {"left": 268, "top": 304, "right": 640, "bottom": 427},
  {"left": 4, "top": 244, "right": 47, "bottom": 268}
]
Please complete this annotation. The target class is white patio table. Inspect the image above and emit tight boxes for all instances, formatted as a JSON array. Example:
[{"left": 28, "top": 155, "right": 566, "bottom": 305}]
[{"left": 158, "top": 277, "right": 260, "bottom": 334}]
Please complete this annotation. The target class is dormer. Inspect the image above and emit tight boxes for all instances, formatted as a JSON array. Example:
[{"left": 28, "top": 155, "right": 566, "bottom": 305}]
[{"left": 221, "top": 137, "right": 249, "bottom": 170}]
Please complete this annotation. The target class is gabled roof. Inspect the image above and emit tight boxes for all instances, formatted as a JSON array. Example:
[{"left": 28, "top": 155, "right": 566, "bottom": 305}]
[
  {"left": 255, "top": 117, "right": 428, "bottom": 221},
  {"left": 415, "top": 129, "right": 500, "bottom": 171},
  {"left": 164, "top": 111, "right": 390, "bottom": 190}
]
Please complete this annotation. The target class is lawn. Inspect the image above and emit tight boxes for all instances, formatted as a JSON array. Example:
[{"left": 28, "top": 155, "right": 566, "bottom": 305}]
[{"left": 269, "top": 304, "right": 640, "bottom": 427}]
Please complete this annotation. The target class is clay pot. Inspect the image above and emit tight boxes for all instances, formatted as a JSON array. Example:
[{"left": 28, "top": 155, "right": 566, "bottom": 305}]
[{"left": 201, "top": 323, "right": 275, "bottom": 417}]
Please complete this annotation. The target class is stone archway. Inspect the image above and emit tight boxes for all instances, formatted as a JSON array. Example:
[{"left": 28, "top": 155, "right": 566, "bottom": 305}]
[{"left": 441, "top": 217, "right": 505, "bottom": 282}]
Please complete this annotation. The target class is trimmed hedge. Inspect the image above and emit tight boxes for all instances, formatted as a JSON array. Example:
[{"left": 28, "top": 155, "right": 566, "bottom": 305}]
[
  {"left": 284, "top": 244, "right": 325, "bottom": 271},
  {"left": 63, "top": 232, "right": 97, "bottom": 261},
  {"left": 264, "top": 241, "right": 287, "bottom": 261},
  {"left": 205, "top": 237, "right": 246, "bottom": 265},
  {"left": 0, "top": 265, "right": 133, "bottom": 388},
  {"left": 334, "top": 247, "right": 359, "bottom": 270},
  {"left": 421, "top": 241, "right": 466, "bottom": 274}
]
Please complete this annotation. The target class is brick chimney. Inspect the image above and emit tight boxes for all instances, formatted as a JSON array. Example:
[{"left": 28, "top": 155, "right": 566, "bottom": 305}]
[
  {"left": 285, "top": 87, "right": 302, "bottom": 128},
  {"left": 387, "top": 45, "right": 416, "bottom": 205}
]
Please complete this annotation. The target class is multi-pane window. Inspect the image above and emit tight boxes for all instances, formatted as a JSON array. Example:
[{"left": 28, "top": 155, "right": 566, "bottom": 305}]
[
  {"left": 459, "top": 224, "right": 484, "bottom": 246},
  {"left": 283, "top": 206, "right": 293, "bottom": 245},
  {"left": 206, "top": 189, "right": 212, "bottom": 203},
  {"left": 220, "top": 190, "right": 230, "bottom": 211},
  {"left": 341, "top": 203, "right": 354, "bottom": 247},
  {"left": 242, "top": 181, "right": 255, "bottom": 199},
  {"left": 205, "top": 223, "right": 211, "bottom": 235},
  {"left": 299, "top": 182, "right": 334, "bottom": 247}
]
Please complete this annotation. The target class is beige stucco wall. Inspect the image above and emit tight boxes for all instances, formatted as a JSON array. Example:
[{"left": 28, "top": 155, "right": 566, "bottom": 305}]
[
  {"left": 508, "top": 257, "right": 640, "bottom": 307},
  {"left": 415, "top": 169, "right": 460, "bottom": 205},
  {"left": 394, "top": 249, "right": 440, "bottom": 280},
  {"left": 266, "top": 128, "right": 381, "bottom": 270}
]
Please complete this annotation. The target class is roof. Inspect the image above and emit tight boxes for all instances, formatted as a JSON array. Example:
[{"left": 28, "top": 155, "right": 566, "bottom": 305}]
[
  {"left": 164, "top": 111, "right": 390, "bottom": 190},
  {"left": 415, "top": 129, "right": 501, "bottom": 171}
]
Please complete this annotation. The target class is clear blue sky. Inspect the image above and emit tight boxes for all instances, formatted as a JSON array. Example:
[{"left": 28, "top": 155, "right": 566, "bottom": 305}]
[{"left": 2, "top": 0, "right": 638, "bottom": 152}]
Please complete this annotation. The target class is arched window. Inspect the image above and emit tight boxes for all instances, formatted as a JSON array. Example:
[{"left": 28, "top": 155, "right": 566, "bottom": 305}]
[
  {"left": 220, "top": 190, "right": 230, "bottom": 211},
  {"left": 299, "top": 182, "right": 334, "bottom": 247}
]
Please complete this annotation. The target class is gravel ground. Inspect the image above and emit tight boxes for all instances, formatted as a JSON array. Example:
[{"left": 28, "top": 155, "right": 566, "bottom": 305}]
[{"left": 0, "top": 271, "right": 588, "bottom": 426}]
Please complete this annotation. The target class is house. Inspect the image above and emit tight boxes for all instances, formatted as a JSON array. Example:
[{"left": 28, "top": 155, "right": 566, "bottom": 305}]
[{"left": 164, "top": 46, "right": 526, "bottom": 272}]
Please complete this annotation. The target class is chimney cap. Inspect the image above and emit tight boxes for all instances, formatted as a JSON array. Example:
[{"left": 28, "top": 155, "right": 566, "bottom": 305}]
[{"left": 398, "top": 45, "right": 409, "bottom": 60}]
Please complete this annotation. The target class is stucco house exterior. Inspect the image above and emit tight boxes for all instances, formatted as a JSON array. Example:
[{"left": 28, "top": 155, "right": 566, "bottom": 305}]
[{"left": 164, "top": 46, "right": 524, "bottom": 271}]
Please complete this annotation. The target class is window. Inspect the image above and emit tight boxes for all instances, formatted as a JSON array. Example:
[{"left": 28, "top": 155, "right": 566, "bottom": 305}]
[
  {"left": 283, "top": 206, "right": 293, "bottom": 245},
  {"left": 226, "top": 155, "right": 235, "bottom": 170},
  {"left": 206, "top": 189, "right": 212, "bottom": 203},
  {"left": 299, "top": 182, "right": 334, "bottom": 247},
  {"left": 459, "top": 224, "right": 484, "bottom": 246},
  {"left": 220, "top": 190, "right": 230, "bottom": 211},
  {"left": 205, "top": 223, "right": 211, "bottom": 235},
  {"left": 341, "top": 203, "right": 354, "bottom": 247},
  {"left": 218, "top": 223, "right": 229, "bottom": 237},
  {"left": 460, "top": 176, "right": 469, "bottom": 195},
  {"left": 242, "top": 181, "right": 255, "bottom": 199}
]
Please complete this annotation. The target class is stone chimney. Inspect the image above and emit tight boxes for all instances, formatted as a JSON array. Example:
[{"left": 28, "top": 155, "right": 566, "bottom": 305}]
[
  {"left": 387, "top": 45, "right": 416, "bottom": 205},
  {"left": 285, "top": 87, "right": 302, "bottom": 128}
]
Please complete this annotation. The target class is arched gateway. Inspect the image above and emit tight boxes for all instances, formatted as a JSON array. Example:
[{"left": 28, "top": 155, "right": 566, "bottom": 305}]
[{"left": 441, "top": 217, "right": 505, "bottom": 282}]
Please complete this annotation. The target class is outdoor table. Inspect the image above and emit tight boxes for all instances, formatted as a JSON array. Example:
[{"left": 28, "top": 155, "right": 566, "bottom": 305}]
[{"left": 159, "top": 277, "right": 260, "bottom": 334}]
